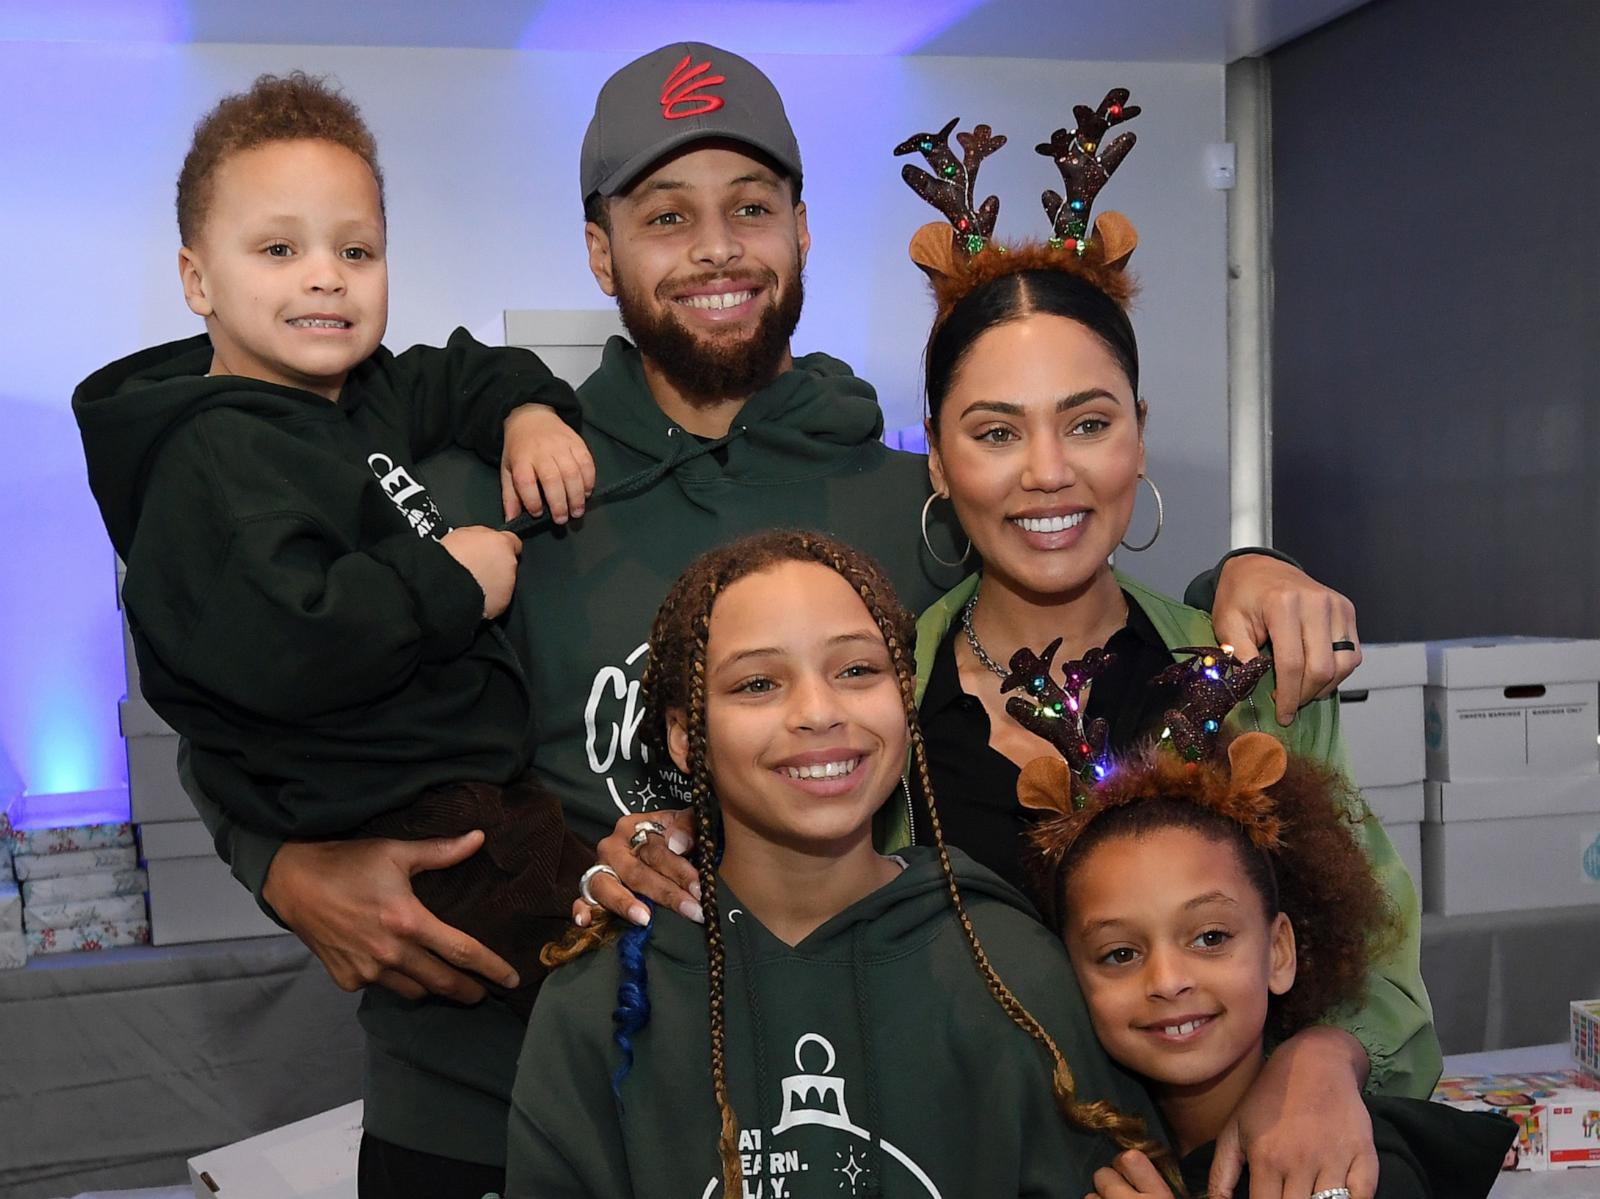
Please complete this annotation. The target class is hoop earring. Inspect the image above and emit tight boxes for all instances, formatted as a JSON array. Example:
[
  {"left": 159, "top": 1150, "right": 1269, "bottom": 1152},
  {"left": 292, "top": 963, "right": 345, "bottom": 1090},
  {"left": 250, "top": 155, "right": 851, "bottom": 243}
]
[
  {"left": 920, "top": 492, "right": 971, "bottom": 568},
  {"left": 1119, "top": 474, "right": 1164, "bottom": 552}
]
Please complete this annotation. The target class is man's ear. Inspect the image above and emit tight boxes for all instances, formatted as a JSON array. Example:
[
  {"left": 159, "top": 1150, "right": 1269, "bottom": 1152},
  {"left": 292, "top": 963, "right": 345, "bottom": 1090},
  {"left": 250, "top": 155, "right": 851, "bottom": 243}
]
[
  {"left": 1267, "top": 911, "right": 1297, "bottom": 996},
  {"left": 793, "top": 200, "right": 811, "bottom": 269},
  {"left": 585, "top": 222, "right": 617, "bottom": 297},
  {"left": 666, "top": 710, "right": 690, "bottom": 776},
  {"left": 178, "top": 246, "right": 214, "bottom": 318}
]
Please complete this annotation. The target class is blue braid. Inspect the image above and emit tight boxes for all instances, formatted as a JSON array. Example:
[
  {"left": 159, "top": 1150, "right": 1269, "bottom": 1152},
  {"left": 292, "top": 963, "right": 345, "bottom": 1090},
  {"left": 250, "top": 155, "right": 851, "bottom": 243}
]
[{"left": 610, "top": 901, "right": 656, "bottom": 1100}]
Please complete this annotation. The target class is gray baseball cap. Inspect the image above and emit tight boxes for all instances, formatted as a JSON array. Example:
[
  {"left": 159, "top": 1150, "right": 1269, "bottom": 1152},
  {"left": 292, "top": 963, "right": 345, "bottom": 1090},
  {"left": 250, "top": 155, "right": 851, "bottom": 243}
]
[{"left": 581, "top": 42, "right": 803, "bottom": 203}]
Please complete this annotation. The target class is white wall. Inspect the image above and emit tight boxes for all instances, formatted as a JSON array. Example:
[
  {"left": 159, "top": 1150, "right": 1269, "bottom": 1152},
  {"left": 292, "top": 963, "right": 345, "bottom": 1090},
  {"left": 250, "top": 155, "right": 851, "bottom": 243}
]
[{"left": 0, "top": 39, "right": 1227, "bottom": 797}]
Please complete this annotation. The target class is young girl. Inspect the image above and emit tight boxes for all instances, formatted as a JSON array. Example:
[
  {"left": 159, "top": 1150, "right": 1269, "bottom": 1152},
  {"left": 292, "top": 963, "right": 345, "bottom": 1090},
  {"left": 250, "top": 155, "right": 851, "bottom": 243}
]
[
  {"left": 1018, "top": 722, "right": 1513, "bottom": 1198},
  {"left": 505, "top": 530, "right": 1166, "bottom": 1198}
]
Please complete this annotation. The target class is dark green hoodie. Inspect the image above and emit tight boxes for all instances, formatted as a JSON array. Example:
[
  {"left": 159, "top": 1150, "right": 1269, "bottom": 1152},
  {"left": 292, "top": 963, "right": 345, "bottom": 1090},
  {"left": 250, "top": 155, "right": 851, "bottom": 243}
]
[
  {"left": 508, "top": 846, "right": 1163, "bottom": 1198},
  {"left": 72, "top": 329, "right": 573, "bottom": 836}
]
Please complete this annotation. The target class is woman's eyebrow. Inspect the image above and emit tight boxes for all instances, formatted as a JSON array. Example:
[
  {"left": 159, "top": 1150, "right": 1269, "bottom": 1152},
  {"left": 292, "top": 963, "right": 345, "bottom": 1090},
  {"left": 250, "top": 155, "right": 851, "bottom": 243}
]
[{"left": 958, "top": 388, "right": 1122, "bottom": 419}]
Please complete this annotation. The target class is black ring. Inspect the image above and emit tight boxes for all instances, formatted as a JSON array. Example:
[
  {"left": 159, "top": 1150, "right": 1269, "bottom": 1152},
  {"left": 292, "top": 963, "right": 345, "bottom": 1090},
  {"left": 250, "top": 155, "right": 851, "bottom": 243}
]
[{"left": 1331, "top": 640, "right": 1357, "bottom": 652}]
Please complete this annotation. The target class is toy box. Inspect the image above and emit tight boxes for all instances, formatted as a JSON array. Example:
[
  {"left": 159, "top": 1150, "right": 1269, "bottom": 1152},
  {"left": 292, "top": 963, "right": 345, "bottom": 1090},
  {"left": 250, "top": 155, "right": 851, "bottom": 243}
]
[
  {"left": 1574, "top": 1000, "right": 1600, "bottom": 1078},
  {"left": 1433, "top": 1069, "right": 1600, "bottom": 1171}
]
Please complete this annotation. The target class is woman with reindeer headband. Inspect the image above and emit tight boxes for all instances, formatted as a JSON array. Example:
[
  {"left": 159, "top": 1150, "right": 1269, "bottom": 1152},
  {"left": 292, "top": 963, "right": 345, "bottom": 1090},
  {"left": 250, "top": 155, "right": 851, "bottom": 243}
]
[
  {"left": 1012, "top": 701, "right": 1512, "bottom": 1198},
  {"left": 579, "top": 91, "right": 1439, "bottom": 1198},
  {"left": 506, "top": 530, "right": 1168, "bottom": 1198}
]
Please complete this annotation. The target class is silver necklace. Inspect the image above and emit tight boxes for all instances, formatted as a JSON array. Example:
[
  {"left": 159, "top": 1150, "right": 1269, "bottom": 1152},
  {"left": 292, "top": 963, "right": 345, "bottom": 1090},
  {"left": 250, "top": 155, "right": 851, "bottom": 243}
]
[{"left": 960, "top": 595, "right": 1009, "bottom": 680}]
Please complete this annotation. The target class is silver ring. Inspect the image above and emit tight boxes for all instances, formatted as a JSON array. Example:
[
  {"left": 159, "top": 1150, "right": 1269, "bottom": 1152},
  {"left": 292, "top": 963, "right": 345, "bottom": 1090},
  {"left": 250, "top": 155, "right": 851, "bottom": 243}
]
[
  {"left": 627, "top": 819, "right": 668, "bottom": 854},
  {"left": 1310, "top": 1189, "right": 1352, "bottom": 1199},
  {"left": 578, "top": 863, "right": 620, "bottom": 906}
]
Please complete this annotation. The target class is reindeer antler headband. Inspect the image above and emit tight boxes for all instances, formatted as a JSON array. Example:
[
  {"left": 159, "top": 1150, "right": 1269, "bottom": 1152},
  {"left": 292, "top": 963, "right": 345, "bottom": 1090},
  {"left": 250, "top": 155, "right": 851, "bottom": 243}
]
[{"left": 896, "top": 88, "right": 1142, "bottom": 315}]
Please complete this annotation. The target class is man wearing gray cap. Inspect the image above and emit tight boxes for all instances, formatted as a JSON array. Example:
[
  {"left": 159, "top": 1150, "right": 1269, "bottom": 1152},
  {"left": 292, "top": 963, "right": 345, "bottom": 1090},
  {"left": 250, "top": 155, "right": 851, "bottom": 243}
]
[{"left": 205, "top": 42, "right": 1362, "bottom": 1197}]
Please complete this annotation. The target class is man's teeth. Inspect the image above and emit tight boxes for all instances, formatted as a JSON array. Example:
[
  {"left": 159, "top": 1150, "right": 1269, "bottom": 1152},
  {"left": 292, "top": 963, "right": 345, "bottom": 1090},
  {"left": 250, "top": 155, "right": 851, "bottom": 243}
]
[
  {"left": 1014, "top": 512, "right": 1086, "bottom": 534},
  {"left": 1162, "top": 1018, "right": 1209, "bottom": 1037},
  {"left": 679, "top": 290, "right": 753, "bottom": 311},
  {"left": 289, "top": 318, "right": 350, "bottom": 328},
  {"left": 780, "top": 758, "right": 861, "bottom": 780}
]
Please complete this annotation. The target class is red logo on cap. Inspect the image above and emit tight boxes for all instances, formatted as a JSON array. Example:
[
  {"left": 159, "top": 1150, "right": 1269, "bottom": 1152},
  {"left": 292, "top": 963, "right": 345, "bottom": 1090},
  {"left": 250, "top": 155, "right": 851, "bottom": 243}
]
[{"left": 660, "top": 54, "right": 726, "bottom": 120}]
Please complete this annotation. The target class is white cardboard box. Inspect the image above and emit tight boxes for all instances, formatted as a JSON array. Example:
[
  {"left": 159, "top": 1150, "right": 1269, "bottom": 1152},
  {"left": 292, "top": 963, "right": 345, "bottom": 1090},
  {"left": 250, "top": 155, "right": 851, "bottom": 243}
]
[
  {"left": 1337, "top": 643, "right": 1428, "bottom": 789},
  {"left": 126, "top": 732, "right": 198, "bottom": 823},
  {"left": 1424, "top": 638, "right": 1600, "bottom": 781},
  {"left": 1366, "top": 781, "right": 1426, "bottom": 825},
  {"left": 1420, "top": 775, "right": 1600, "bottom": 914},
  {"left": 188, "top": 1099, "right": 361, "bottom": 1198},
  {"left": 119, "top": 695, "right": 175, "bottom": 738},
  {"left": 139, "top": 820, "right": 282, "bottom": 945}
]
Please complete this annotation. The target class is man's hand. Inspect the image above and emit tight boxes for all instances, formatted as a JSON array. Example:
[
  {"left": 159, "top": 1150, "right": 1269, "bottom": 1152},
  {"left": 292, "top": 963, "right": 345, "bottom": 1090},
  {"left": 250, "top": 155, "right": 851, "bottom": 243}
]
[
  {"left": 440, "top": 525, "right": 522, "bottom": 619},
  {"left": 262, "top": 833, "right": 520, "bottom": 1003},
  {"left": 571, "top": 809, "right": 702, "bottom": 929},
  {"left": 1087, "top": 1150, "right": 1174, "bottom": 1199},
  {"left": 1211, "top": 554, "right": 1362, "bottom": 726},
  {"left": 501, "top": 403, "right": 596, "bottom": 524},
  {"left": 1208, "top": 1026, "right": 1377, "bottom": 1199}
]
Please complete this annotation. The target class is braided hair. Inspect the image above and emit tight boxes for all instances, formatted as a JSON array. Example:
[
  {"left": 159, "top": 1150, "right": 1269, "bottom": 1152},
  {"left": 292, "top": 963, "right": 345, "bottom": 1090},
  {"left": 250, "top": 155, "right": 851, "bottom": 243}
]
[{"left": 636, "top": 529, "right": 1169, "bottom": 1191}]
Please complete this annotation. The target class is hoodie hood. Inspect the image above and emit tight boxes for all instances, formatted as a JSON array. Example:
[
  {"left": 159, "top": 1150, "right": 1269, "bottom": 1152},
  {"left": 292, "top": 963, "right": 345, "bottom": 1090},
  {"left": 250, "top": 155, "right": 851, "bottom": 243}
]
[
  {"left": 577, "top": 336, "right": 885, "bottom": 487},
  {"left": 73, "top": 334, "right": 340, "bottom": 556}
]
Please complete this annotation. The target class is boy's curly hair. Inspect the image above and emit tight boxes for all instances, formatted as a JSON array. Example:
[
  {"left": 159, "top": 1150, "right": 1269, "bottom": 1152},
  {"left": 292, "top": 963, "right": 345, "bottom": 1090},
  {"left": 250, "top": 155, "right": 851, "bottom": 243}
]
[
  {"left": 1040, "top": 741, "right": 1398, "bottom": 1043},
  {"left": 177, "top": 71, "right": 384, "bottom": 245}
]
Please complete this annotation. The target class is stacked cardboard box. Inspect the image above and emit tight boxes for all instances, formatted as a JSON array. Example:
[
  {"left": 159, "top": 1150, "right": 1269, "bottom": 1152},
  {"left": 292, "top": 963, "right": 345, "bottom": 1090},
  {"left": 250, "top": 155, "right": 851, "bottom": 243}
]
[
  {"left": 1335, "top": 643, "right": 1427, "bottom": 884},
  {"left": 1420, "top": 638, "right": 1600, "bottom": 915},
  {"left": 1434, "top": 1068, "right": 1600, "bottom": 1172}
]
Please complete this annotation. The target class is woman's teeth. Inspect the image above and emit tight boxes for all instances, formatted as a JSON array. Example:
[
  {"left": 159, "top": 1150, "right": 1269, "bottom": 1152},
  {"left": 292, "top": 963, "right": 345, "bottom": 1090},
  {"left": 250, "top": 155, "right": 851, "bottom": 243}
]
[
  {"left": 779, "top": 758, "right": 861, "bottom": 780},
  {"left": 679, "top": 291, "right": 753, "bottom": 310},
  {"left": 1013, "top": 512, "right": 1086, "bottom": 534}
]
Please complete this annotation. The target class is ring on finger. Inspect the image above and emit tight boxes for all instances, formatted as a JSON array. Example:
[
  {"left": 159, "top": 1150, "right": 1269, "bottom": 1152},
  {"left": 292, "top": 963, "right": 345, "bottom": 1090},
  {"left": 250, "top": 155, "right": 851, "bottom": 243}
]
[
  {"left": 1310, "top": 1189, "right": 1352, "bottom": 1199},
  {"left": 579, "top": 863, "right": 621, "bottom": 906},
  {"left": 627, "top": 819, "right": 669, "bottom": 855},
  {"left": 1331, "top": 639, "right": 1357, "bottom": 653}
]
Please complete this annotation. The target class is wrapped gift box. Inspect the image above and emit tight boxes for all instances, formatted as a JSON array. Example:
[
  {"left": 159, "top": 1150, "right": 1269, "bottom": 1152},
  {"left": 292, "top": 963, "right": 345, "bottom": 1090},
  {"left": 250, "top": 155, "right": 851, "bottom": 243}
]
[
  {"left": 1425, "top": 638, "right": 1600, "bottom": 781},
  {"left": 21, "top": 866, "right": 148, "bottom": 905},
  {"left": 23, "top": 891, "right": 147, "bottom": 933},
  {"left": 1434, "top": 1069, "right": 1600, "bottom": 1171},
  {"left": 11, "top": 844, "right": 138, "bottom": 880},
  {"left": 1575, "top": 1001, "right": 1600, "bottom": 1078},
  {"left": 1338, "top": 643, "right": 1428, "bottom": 789},
  {"left": 0, "top": 881, "right": 19, "bottom": 930},
  {"left": 0, "top": 927, "right": 24, "bottom": 969},
  {"left": 27, "top": 918, "right": 151, "bottom": 955},
  {"left": 9, "top": 819, "right": 134, "bottom": 856}
]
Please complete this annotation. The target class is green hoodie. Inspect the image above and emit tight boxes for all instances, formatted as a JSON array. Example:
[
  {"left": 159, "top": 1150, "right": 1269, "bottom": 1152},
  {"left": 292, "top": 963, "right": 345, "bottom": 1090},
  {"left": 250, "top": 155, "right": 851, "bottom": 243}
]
[
  {"left": 899, "top": 572, "right": 1443, "bottom": 1102},
  {"left": 507, "top": 846, "right": 1164, "bottom": 1198},
  {"left": 72, "top": 330, "right": 573, "bottom": 837}
]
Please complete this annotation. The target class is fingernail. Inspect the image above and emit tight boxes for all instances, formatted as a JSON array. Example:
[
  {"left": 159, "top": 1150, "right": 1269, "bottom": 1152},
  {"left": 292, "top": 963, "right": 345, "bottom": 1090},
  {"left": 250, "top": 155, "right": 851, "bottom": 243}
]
[
  {"left": 574, "top": 508, "right": 585, "bottom": 518},
  {"left": 680, "top": 901, "right": 704, "bottom": 924},
  {"left": 688, "top": 880, "right": 702, "bottom": 901},
  {"left": 503, "top": 971, "right": 521, "bottom": 988},
  {"left": 574, "top": 909, "right": 589, "bottom": 927},
  {"left": 629, "top": 904, "right": 651, "bottom": 927},
  {"left": 668, "top": 832, "right": 692, "bottom": 854}
]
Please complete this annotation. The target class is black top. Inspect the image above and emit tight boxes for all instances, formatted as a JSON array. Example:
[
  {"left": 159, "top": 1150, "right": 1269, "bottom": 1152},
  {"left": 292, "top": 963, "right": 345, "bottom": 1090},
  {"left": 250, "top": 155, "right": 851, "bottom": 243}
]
[{"left": 916, "top": 593, "right": 1176, "bottom": 897}]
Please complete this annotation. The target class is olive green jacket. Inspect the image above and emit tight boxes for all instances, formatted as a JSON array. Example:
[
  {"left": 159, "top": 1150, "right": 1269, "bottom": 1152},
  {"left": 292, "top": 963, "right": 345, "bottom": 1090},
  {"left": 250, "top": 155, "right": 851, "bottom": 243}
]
[{"left": 889, "top": 570, "right": 1443, "bottom": 1101}]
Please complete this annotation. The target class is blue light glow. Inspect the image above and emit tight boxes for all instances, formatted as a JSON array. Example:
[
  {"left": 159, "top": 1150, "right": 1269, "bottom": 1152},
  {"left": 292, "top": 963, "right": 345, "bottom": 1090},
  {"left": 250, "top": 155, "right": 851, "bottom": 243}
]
[{"left": 0, "top": 0, "right": 191, "bottom": 43}]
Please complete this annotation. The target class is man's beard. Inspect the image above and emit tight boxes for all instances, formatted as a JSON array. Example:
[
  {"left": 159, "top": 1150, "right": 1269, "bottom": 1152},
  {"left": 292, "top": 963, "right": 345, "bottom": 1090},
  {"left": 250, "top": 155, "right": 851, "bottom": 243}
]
[{"left": 614, "top": 264, "right": 804, "bottom": 408}]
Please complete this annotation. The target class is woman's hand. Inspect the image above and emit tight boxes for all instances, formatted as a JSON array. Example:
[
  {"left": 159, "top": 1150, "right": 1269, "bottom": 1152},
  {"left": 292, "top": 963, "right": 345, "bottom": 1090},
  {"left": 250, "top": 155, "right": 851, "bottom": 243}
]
[
  {"left": 262, "top": 833, "right": 520, "bottom": 1002},
  {"left": 1208, "top": 1026, "right": 1377, "bottom": 1199},
  {"left": 570, "top": 809, "right": 702, "bottom": 928},
  {"left": 1086, "top": 1150, "right": 1173, "bottom": 1199},
  {"left": 1211, "top": 554, "right": 1362, "bottom": 726},
  {"left": 501, "top": 402, "right": 596, "bottom": 524}
]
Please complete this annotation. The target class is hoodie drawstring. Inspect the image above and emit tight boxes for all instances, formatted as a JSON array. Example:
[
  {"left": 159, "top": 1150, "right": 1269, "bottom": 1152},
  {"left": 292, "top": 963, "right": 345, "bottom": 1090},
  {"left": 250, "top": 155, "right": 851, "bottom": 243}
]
[
  {"left": 851, "top": 924, "right": 886, "bottom": 1197},
  {"left": 501, "top": 423, "right": 751, "bottom": 538}
]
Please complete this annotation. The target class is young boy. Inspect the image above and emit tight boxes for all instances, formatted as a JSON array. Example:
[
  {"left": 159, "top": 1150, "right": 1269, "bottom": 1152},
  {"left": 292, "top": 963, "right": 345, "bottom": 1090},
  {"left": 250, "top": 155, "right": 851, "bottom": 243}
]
[{"left": 74, "top": 72, "right": 593, "bottom": 1017}]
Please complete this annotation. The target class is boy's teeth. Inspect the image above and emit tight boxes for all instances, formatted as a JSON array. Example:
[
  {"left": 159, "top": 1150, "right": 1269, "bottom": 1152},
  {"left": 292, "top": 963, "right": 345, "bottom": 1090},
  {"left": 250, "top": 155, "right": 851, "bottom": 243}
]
[
  {"left": 289, "top": 318, "right": 349, "bottom": 328},
  {"left": 680, "top": 290, "right": 753, "bottom": 311},
  {"left": 1014, "top": 512, "right": 1086, "bottom": 534},
  {"left": 780, "top": 758, "right": 861, "bottom": 780}
]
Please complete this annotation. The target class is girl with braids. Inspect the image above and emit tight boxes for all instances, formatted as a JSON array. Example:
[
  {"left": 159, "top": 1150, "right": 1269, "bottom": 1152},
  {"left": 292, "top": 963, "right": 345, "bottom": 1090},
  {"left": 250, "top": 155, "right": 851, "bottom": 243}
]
[
  {"left": 506, "top": 530, "right": 1165, "bottom": 1198},
  {"left": 1014, "top": 732, "right": 1512, "bottom": 1199}
]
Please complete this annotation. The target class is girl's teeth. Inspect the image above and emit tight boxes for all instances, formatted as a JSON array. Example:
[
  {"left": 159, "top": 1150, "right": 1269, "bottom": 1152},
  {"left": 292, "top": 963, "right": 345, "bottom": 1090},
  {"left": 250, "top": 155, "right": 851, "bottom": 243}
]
[
  {"left": 780, "top": 758, "right": 861, "bottom": 780},
  {"left": 1014, "top": 512, "right": 1086, "bottom": 534},
  {"left": 290, "top": 318, "right": 349, "bottom": 328},
  {"left": 1162, "top": 1018, "right": 1207, "bottom": 1036},
  {"left": 680, "top": 291, "right": 753, "bottom": 310}
]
